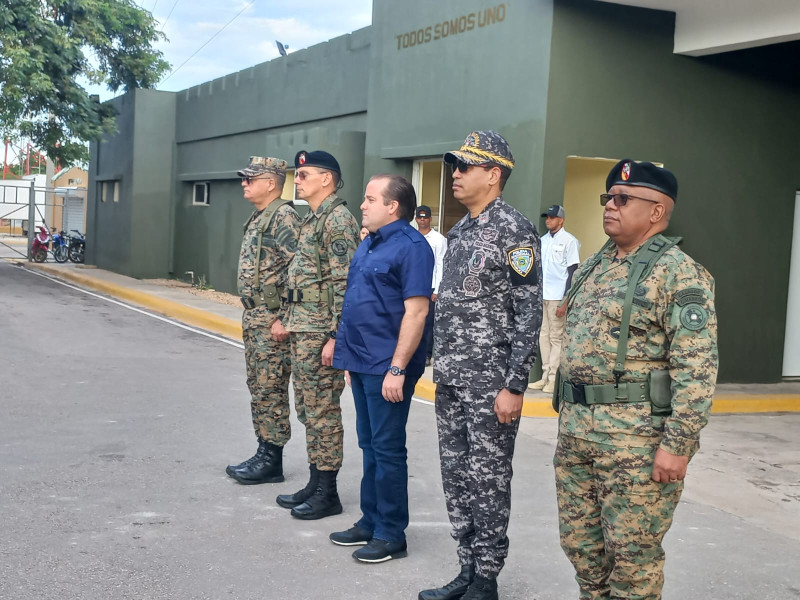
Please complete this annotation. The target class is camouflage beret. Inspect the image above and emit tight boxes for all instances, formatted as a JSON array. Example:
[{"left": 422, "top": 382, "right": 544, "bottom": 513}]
[
  {"left": 606, "top": 158, "right": 678, "bottom": 202},
  {"left": 444, "top": 131, "right": 515, "bottom": 170},
  {"left": 237, "top": 156, "right": 288, "bottom": 178}
]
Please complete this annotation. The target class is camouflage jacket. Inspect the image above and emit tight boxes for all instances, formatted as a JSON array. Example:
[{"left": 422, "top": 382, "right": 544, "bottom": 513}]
[
  {"left": 433, "top": 195, "right": 542, "bottom": 392},
  {"left": 284, "top": 193, "right": 359, "bottom": 332},
  {"left": 559, "top": 239, "right": 719, "bottom": 456},
  {"left": 238, "top": 201, "right": 300, "bottom": 330}
]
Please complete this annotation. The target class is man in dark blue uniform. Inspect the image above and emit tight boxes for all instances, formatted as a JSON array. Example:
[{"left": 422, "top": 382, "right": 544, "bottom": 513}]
[{"left": 330, "top": 174, "right": 434, "bottom": 563}]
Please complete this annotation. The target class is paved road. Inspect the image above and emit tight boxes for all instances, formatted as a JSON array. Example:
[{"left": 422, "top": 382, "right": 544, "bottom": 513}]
[{"left": 2, "top": 260, "right": 799, "bottom": 599}]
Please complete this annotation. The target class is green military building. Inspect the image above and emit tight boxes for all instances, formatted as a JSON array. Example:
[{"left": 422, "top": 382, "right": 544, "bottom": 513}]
[{"left": 87, "top": 0, "right": 800, "bottom": 384}]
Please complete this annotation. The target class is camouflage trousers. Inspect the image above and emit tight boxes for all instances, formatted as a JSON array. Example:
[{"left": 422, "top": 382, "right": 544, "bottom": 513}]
[
  {"left": 554, "top": 434, "right": 684, "bottom": 600},
  {"left": 290, "top": 332, "right": 344, "bottom": 471},
  {"left": 243, "top": 327, "right": 291, "bottom": 446},
  {"left": 435, "top": 384, "right": 521, "bottom": 579}
]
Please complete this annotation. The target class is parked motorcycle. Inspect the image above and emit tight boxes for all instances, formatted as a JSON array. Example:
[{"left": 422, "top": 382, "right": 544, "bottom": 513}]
[
  {"left": 30, "top": 226, "right": 50, "bottom": 262},
  {"left": 68, "top": 230, "right": 85, "bottom": 263},
  {"left": 51, "top": 229, "right": 69, "bottom": 263}
]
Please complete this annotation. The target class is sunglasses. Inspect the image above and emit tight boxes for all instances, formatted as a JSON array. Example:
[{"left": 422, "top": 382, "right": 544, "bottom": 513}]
[
  {"left": 600, "top": 193, "right": 660, "bottom": 207},
  {"left": 449, "top": 160, "right": 492, "bottom": 174},
  {"left": 241, "top": 175, "right": 270, "bottom": 184}
]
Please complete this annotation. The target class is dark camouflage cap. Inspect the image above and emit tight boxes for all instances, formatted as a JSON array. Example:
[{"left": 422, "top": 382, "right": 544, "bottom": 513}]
[
  {"left": 444, "top": 131, "right": 515, "bottom": 170},
  {"left": 606, "top": 158, "right": 678, "bottom": 202},
  {"left": 237, "top": 156, "right": 288, "bottom": 178}
]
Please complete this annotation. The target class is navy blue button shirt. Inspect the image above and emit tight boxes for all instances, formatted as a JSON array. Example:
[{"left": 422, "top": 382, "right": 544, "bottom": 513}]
[{"left": 333, "top": 218, "right": 434, "bottom": 378}]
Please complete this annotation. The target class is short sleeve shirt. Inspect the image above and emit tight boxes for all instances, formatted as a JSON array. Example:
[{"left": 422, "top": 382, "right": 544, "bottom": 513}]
[
  {"left": 333, "top": 219, "right": 434, "bottom": 377},
  {"left": 541, "top": 227, "right": 580, "bottom": 300}
]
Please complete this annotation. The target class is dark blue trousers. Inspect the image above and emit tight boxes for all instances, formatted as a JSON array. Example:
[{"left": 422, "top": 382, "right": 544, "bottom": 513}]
[{"left": 350, "top": 371, "right": 418, "bottom": 543}]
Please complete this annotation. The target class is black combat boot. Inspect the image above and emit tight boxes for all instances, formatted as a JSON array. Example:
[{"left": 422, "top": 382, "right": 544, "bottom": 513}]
[
  {"left": 461, "top": 576, "right": 498, "bottom": 600},
  {"left": 290, "top": 469, "right": 343, "bottom": 520},
  {"left": 418, "top": 564, "right": 475, "bottom": 600},
  {"left": 225, "top": 441, "right": 267, "bottom": 477},
  {"left": 230, "top": 442, "right": 284, "bottom": 484},
  {"left": 276, "top": 464, "right": 319, "bottom": 508}
]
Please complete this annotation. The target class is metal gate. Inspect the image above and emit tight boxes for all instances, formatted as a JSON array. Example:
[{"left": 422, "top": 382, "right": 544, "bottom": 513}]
[{"left": 0, "top": 179, "right": 84, "bottom": 260}]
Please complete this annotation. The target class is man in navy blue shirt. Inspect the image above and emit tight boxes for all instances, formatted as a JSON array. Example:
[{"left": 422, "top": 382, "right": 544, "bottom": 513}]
[{"left": 330, "top": 174, "right": 434, "bottom": 563}]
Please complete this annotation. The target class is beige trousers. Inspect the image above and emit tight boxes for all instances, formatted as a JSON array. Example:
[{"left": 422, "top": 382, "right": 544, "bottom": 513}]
[{"left": 540, "top": 299, "right": 566, "bottom": 385}]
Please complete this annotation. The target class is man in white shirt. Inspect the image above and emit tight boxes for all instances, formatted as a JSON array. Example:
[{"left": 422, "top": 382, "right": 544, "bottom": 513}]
[
  {"left": 529, "top": 204, "right": 580, "bottom": 394},
  {"left": 415, "top": 205, "right": 447, "bottom": 365}
]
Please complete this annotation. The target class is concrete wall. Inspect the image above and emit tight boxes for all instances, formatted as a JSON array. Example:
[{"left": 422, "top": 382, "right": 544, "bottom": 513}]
[
  {"left": 168, "top": 29, "right": 372, "bottom": 294},
  {"left": 88, "top": 92, "right": 135, "bottom": 270},
  {"left": 364, "top": 0, "right": 554, "bottom": 220},
  {"left": 88, "top": 89, "right": 176, "bottom": 278},
  {"left": 542, "top": 0, "right": 800, "bottom": 382}
]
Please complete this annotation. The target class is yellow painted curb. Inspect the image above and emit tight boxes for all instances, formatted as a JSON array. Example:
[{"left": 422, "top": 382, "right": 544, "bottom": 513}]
[
  {"left": 27, "top": 263, "right": 243, "bottom": 341},
  {"left": 414, "top": 380, "right": 800, "bottom": 417},
  {"left": 712, "top": 395, "right": 800, "bottom": 413}
]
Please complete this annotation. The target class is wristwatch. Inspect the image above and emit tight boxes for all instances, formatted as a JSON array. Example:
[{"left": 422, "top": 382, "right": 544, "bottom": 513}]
[
  {"left": 388, "top": 365, "right": 407, "bottom": 376},
  {"left": 329, "top": 330, "right": 337, "bottom": 339}
]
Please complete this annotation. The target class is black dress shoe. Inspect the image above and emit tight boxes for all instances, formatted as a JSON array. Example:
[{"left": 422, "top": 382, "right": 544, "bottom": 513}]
[
  {"left": 352, "top": 538, "right": 407, "bottom": 563},
  {"left": 419, "top": 564, "right": 475, "bottom": 600},
  {"left": 330, "top": 525, "right": 372, "bottom": 546}
]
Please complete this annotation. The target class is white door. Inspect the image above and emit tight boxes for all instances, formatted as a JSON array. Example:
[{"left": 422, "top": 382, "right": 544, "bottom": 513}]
[{"left": 783, "top": 191, "right": 800, "bottom": 377}]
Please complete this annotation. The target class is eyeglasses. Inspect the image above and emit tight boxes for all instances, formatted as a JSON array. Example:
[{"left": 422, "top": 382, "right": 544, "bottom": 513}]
[
  {"left": 600, "top": 193, "right": 660, "bottom": 207},
  {"left": 296, "top": 169, "right": 327, "bottom": 181},
  {"left": 449, "top": 160, "right": 492, "bottom": 175},
  {"left": 241, "top": 175, "right": 270, "bottom": 184}
]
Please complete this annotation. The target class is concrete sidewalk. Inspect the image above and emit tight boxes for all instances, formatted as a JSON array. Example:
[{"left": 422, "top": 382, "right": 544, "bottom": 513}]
[{"left": 13, "top": 258, "right": 800, "bottom": 415}]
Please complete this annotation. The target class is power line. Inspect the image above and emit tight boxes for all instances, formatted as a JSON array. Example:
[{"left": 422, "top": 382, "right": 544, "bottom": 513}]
[
  {"left": 161, "top": 0, "right": 181, "bottom": 29},
  {"left": 159, "top": 0, "right": 255, "bottom": 86}
]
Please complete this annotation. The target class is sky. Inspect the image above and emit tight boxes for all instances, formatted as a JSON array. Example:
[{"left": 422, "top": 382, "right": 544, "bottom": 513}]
[{"left": 90, "top": 0, "right": 373, "bottom": 101}]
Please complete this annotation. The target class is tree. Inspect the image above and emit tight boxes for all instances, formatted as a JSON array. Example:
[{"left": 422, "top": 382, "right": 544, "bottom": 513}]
[{"left": 0, "top": 0, "right": 170, "bottom": 165}]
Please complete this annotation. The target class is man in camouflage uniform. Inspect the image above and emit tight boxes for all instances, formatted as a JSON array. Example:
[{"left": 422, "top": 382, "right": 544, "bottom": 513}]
[
  {"left": 419, "top": 132, "right": 542, "bottom": 600},
  {"left": 226, "top": 156, "right": 300, "bottom": 485},
  {"left": 275, "top": 149, "right": 359, "bottom": 520},
  {"left": 553, "top": 159, "right": 719, "bottom": 600}
]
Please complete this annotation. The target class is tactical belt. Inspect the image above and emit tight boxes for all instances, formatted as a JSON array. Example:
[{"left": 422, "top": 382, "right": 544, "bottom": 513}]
[
  {"left": 560, "top": 380, "right": 650, "bottom": 406},
  {"left": 241, "top": 283, "right": 282, "bottom": 310},
  {"left": 285, "top": 287, "right": 329, "bottom": 304}
]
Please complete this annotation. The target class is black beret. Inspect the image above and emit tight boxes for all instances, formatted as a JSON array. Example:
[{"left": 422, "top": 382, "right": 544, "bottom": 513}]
[
  {"left": 294, "top": 150, "right": 341, "bottom": 175},
  {"left": 606, "top": 158, "right": 678, "bottom": 202}
]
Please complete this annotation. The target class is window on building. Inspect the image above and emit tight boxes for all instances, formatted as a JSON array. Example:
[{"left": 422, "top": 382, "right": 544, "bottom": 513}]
[
  {"left": 99, "top": 180, "right": 119, "bottom": 203},
  {"left": 193, "top": 182, "right": 210, "bottom": 206}
]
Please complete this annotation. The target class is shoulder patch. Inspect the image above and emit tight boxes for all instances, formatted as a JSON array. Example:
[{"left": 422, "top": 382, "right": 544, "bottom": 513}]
[
  {"left": 675, "top": 288, "right": 706, "bottom": 307},
  {"left": 330, "top": 238, "right": 349, "bottom": 256},
  {"left": 679, "top": 303, "right": 708, "bottom": 331},
  {"left": 507, "top": 246, "right": 536, "bottom": 286}
]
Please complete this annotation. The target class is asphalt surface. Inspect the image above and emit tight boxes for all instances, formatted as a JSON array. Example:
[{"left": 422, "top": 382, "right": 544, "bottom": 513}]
[{"left": 2, "top": 260, "right": 800, "bottom": 600}]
